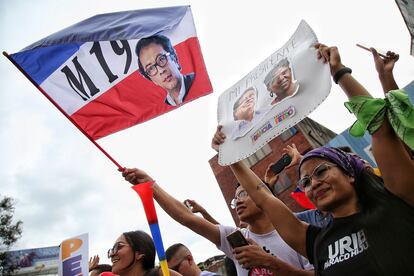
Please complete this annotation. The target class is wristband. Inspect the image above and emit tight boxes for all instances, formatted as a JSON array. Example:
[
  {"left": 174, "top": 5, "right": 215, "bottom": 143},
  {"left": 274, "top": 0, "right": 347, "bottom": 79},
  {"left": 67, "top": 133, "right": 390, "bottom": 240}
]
[{"left": 333, "top": 67, "right": 352, "bottom": 84}]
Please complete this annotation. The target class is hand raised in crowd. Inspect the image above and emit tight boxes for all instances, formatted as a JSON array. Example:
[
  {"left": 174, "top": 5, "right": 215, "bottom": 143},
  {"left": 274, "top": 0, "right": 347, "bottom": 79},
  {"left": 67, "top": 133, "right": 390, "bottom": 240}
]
[
  {"left": 184, "top": 199, "right": 220, "bottom": 225},
  {"left": 88, "top": 255, "right": 100, "bottom": 271},
  {"left": 371, "top": 48, "right": 399, "bottom": 93},
  {"left": 211, "top": 125, "right": 226, "bottom": 152},
  {"left": 120, "top": 167, "right": 154, "bottom": 185},
  {"left": 184, "top": 199, "right": 204, "bottom": 214},
  {"left": 314, "top": 43, "right": 344, "bottom": 76},
  {"left": 283, "top": 143, "right": 302, "bottom": 169},
  {"left": 372, "top": 49, "right": 399, "bottom": 78},
  {"left": 264, "top": 164, "right": 279, "bottom": 188}
]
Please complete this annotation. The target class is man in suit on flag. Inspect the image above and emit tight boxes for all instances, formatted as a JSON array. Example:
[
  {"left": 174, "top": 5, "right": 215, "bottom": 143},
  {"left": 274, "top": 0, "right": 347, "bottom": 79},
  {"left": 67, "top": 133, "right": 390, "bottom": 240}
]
[{"left": 136, "top": 34, "right": 195, "bottom": 106}]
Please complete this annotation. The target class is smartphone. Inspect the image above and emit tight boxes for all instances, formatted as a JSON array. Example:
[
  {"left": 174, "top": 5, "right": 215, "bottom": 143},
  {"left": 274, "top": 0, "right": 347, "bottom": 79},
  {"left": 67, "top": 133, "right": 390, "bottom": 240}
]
[
  {"left": 226, "top": 230, "right": 248, "bottom": 248},
  {"left": 356, "top": 43, "right": 387, "bottom": 58},
  {"left": 270, "top": 154, "right": 292, "bottom": 175}
]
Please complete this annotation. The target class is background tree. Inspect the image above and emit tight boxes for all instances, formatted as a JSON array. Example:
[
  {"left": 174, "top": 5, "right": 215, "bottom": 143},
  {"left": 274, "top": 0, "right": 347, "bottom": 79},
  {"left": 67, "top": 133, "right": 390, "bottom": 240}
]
[{"left": 0, "top": 195, "right": 23, "bottom": 276}]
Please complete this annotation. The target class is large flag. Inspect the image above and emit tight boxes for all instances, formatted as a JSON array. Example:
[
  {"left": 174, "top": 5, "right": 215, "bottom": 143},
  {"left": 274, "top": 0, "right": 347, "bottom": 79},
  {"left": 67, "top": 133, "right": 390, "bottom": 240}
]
[{"left": 6, "top": 6, "right": 212, "bottom": 140}]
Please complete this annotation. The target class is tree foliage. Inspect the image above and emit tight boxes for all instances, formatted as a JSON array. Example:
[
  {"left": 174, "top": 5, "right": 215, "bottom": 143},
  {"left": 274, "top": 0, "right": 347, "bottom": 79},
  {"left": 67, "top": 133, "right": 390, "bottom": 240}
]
[{"left": 0, "top": 195, "right": 23, "bottom": 276}]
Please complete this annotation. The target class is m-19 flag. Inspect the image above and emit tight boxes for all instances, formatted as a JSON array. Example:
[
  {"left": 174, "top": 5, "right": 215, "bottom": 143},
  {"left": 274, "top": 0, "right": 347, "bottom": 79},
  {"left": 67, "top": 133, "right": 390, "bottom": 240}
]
[{"left": 6, "top": 6, "right": 212, "bottom": 140}]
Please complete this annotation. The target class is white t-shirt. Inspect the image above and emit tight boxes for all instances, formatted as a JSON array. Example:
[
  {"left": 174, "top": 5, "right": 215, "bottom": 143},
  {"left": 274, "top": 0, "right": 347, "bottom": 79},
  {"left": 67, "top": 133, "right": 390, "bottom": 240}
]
[
  {"left": 200, "top": 271, "right": 220, "bottom": 276},
  {"left": 218, "top": 225, "right": 313, "bottom": 276}
]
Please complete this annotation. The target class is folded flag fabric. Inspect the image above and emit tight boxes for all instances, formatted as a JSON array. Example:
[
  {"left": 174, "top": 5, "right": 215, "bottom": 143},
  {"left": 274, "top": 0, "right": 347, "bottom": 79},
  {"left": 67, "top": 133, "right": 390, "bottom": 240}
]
[{"left": 291, "top": 187, "right": 316, "bottom": 210}]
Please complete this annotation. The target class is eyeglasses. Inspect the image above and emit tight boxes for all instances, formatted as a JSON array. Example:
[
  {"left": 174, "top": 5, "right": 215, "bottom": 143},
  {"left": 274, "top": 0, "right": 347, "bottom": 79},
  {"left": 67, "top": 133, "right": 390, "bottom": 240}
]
[
  {"left": 297, "top": 163, "right": 336, "bottom": 191},
  {"left": 107, "top": 242, "right": 128, "bottom": 258},
  {"left": 170, "top": 255, "right": 189, "bottom": 272},
  {"left": 145, "top": 52, "right": 171, "bottom": 77},
  {"left": 230, "top": 190, "right": 248, "bottom": 209}
]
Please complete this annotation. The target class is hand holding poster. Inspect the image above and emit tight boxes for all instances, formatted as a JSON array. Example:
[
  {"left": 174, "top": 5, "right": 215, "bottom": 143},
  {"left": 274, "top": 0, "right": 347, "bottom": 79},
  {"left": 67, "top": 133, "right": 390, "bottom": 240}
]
[
  {"left": 58, "top": 233, "right": 88, "bottom": 276},
  {"left": 217, "top": 20, "right": 331, "bottom": 165}
]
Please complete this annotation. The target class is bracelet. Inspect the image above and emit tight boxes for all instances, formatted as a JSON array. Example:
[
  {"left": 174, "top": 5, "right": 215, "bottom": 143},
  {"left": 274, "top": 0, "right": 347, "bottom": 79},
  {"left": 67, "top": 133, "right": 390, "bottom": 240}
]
[{"left": 333, "top": 67, "right": 352, "bottom": 84}]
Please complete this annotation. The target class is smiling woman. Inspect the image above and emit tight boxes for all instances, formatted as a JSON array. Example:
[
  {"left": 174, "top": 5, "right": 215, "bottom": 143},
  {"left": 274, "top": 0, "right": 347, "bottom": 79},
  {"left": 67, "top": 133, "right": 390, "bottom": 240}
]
[
  {"left": 108, "top": 230, "right": 182, "bottom": 276},
  {"left": 221, "top": 43, "right": 414, "bottom": 275}
]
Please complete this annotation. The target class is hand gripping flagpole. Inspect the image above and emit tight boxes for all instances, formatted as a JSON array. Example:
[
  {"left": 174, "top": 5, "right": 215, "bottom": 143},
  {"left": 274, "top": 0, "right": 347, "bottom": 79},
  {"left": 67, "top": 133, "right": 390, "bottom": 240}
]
[{"left": 132, "top": 182, "right": 170, "bottom": 276}]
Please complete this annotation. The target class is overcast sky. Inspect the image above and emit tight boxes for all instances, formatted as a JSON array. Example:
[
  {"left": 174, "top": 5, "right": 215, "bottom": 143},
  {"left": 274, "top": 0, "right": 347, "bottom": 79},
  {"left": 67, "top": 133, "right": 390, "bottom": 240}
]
[{"left": 1, "top": 0, "right": 413, "bottom": 266}]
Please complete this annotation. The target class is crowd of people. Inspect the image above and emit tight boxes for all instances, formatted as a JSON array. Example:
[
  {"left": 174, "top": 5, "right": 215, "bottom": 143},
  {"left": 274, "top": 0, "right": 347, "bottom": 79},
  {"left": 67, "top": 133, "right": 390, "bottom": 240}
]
[{"left": 89, "top": 42, "right": 413, "bottom": 276}]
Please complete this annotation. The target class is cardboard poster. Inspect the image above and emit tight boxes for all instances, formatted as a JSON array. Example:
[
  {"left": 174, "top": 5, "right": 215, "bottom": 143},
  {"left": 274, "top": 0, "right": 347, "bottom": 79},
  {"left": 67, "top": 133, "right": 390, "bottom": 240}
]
[{"left": 217, "top": 20, "right": 331, "bottom": 165}]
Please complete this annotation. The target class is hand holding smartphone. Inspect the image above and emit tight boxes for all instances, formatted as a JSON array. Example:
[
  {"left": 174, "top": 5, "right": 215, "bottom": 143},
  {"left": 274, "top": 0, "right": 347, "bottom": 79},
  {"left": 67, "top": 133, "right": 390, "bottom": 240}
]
[
  {"left": 270, "top": 154, "right": 292, "bottom": 175},
  {"left": 226, "top": 230, "right": 249, "bottom": 248}
]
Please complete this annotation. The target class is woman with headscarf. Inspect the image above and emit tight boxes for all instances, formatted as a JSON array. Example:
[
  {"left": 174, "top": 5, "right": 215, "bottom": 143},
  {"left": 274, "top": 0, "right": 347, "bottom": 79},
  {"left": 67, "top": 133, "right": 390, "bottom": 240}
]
[{"left": 211, "top": 44, "right": 414, "bottom": 275}]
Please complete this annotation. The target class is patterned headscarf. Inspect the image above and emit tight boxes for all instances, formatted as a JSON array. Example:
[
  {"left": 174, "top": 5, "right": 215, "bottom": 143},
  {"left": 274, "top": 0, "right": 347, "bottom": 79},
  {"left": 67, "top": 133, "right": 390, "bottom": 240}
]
[{"left": 298, "top": 147, "right": 365, "bottom": 184}]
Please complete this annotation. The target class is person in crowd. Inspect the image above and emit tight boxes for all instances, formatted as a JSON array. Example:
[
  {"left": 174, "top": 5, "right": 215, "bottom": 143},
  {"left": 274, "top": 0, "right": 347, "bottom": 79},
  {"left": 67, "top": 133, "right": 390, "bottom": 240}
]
[
  {"left": 231, "top": 86, "right": 271, "bottom": 140},
  {"left": 211, "top": 42, "right": 414, "bottom": 275},
  {"left": 264, "top": 58, "right": 299, "bottom": 105},
  {"left": 108, "top": 230, "right": 181, "bottom": 276},
  {"left": 165, "top": 243, "right": 220, "bottom": 276},
  {"left": 120, "top": 169, "right": 313, "bottom": 276},
  {"left": 264, "top": 144, "right": 332, "bottom": 228},
  {"left": 136, "top": 34, "right": 195, "bottom": 106},
  {"left": 89, "top": 255, "right": 112, "bottom": 276}
]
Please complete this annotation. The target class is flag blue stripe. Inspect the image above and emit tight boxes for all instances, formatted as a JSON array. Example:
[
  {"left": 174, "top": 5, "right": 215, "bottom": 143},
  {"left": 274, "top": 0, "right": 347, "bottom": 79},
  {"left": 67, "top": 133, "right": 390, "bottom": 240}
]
[
  {"left": 11, "top": 43, "right": 81, "bottom": 85},
  {"left": 20, "top": 6, "right": 188, "bottom": 52}
]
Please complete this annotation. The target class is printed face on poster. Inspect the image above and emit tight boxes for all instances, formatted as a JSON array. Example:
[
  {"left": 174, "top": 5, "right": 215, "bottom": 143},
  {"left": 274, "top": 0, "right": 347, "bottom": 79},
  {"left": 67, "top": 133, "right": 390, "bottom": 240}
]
[{"left": 217, "top": 20, "right": 332, "bottom": 165}]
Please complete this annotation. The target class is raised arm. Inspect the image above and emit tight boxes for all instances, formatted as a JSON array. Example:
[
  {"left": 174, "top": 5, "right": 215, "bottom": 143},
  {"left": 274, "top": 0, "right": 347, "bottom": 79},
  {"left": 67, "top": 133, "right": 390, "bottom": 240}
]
[
  {"left": 371, "top": 48, "right": 399, "bottom": 93},
  {"left": 184, "top": 199, "right": 220, "bottom": 225},
  {"left": 315, "top": 43, "right": 414, "bottom": 206},
  {"left": 122, "top": 168, "right": 221, "bottom": 246},
  {"left": 212, "top": 126, "right": 309, "bottom": 257}
]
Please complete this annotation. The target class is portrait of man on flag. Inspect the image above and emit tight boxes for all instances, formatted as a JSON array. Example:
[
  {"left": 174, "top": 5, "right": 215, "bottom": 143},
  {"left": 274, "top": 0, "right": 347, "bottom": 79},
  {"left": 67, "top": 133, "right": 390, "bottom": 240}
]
[
  {"left": 7, "top": 6, "right": 212, "bottom": 140},
  {"left": 136, "top": 35, "right": 195, "bottom": 106}
]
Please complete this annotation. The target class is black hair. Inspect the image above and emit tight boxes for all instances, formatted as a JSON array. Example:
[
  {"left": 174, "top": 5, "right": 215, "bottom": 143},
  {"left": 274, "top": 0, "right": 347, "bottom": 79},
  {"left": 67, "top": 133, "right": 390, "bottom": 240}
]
[
  {"left": 143, "top": 267, "right": 160, "bottom": 276},
  {"left": 135, "top": 35, "right": 180, "bottom": 80},
  {"left": 123, "top": 230, "right": 156, "bottom": 270},
  {"left": 89, "top": 264, "right": 112, "bottom": 273},
  {"left": 165, "top": 243, "right": 187, "bottom": 261},
  {"left": 353, "top": 169, "right": 388, "bottom": 211}
]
